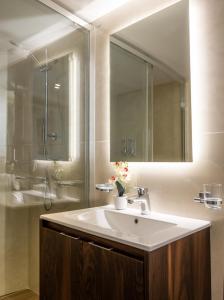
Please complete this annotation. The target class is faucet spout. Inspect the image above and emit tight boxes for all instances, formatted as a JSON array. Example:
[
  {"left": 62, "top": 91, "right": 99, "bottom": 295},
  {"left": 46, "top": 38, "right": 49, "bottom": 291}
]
[{"left": 127, "top": 187, "right": 150, "bottom": 215}]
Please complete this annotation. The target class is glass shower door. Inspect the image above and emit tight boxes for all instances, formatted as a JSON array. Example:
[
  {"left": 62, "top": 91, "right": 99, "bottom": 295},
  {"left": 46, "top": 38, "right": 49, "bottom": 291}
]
[{"left": 0, "top": 0, "right": 89, "bottom": 297}]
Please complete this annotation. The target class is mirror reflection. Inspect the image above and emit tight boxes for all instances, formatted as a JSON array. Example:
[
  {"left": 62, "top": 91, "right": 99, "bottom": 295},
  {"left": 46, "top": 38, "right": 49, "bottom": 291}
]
[
  {"left": 6, "top": 0, "right": 89, "bottom": 161},
  {"left": 110, "top": 0, "right": 191, "bottom": 162}
]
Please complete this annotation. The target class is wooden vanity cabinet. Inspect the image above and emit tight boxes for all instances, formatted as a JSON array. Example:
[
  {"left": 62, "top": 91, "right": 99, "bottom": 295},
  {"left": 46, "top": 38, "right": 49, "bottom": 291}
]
[
  {"left": 40, "top": 227, "right": 83, "bottom": 300},
  {"left": 40, "top": 220, "right": 211, "bottom": 300}
]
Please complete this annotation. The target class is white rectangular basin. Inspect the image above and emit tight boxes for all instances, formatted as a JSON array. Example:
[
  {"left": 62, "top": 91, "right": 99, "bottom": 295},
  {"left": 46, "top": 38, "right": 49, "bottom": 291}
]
[
  {"left": 41, "top": 206, "right": 211, "bottom": 251},
  {"left": 73, "top": 209, "right": 176, "bottom": 237}
]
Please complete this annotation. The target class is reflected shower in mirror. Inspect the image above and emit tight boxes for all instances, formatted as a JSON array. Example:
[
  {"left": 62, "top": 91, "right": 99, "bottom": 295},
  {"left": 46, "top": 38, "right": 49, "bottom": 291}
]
[
  {"left": 110, "top": 0, "right": 191, "bottom": 162},
  {"left": 6, "top": 0, "right": 89, "bottom": 162}
]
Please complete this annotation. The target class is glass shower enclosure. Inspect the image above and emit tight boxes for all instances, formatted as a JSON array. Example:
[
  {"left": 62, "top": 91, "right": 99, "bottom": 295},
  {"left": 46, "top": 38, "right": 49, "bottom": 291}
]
[{"left": 0, "top": 0, "right": 89, "bottom": 297}]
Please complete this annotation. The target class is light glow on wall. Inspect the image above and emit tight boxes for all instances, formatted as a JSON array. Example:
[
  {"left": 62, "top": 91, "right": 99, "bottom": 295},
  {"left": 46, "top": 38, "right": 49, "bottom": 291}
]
[
  {"left": 110, "top": 0, "right": 183, "bottom": 34},
  {"left": 121, "top": 0, "right": 204, "bottom": 169},
  {"left": 77, "top": 0, "right": 131, "bottom": 22},
  {"left": 69, "top": 52, "right": 80, "bottom": 161},
  {"left": 188, "top": 0, "right": 204, "bottom": 163}
]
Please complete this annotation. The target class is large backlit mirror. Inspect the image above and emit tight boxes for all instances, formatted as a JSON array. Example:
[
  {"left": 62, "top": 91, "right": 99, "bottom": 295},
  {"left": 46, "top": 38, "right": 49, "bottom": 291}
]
[
  {"left": 110, "top": 0, "right": 192, "bottom": 162},
  {"left": 5, "top": 0, "right": 89, "bottom": 162}
]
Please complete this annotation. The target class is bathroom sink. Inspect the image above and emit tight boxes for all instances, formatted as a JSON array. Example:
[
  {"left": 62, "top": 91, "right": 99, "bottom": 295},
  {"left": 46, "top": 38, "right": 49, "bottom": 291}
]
[
  {"left": 73, "top": 209, "right": 176, "bottom": 238},
  {"left": 41, "top": 206, "right": 211, "bottom": 251}
]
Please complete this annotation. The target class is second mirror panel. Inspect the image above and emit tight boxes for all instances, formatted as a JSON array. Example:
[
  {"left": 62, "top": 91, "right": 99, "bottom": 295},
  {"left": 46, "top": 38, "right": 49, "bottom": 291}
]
[
  {"left": 110, "top": 43, "right": 152, "bottom": 162},
  {"left": 110, "top": 0, "right": 191, "bottom": 162}
]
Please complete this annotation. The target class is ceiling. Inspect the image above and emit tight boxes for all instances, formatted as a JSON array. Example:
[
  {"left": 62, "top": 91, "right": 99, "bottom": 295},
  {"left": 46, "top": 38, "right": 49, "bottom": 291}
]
[
  {"left": 0, "top": 0, "right": 189, "bottom": 73},
  {"left": 111, "top": 43, "right": 178, "bottom": 97},
  {"left": 0, "top": 0, "right": 76, "bottom": 65},
  {"left": 50, "top": 0, "right": 131, "bottom": 22},
  {"left": 0, "top": 0, "right": 68, "bottom": 46},
  {"left": 111, "top": 0, "right": 190, "bottom": 96},
  {"left": 116, "top": 0, "right": 190, "bottom": 79},
  {"left": 51, "top": 0, "right": 94, "bottom": 13},
  {"left": 0, "top": 0, "right": 132, "bottom": 56}
]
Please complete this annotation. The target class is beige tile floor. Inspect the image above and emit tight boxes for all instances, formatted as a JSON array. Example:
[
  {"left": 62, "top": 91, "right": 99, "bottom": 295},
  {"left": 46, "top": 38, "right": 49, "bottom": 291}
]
[{"left": 0, "top": 290, "right": 38, "bottom": 300}]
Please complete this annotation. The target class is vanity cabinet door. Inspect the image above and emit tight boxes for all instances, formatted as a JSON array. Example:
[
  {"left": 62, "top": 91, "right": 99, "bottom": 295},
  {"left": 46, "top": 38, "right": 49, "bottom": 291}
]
[
  {"left": 82, "top": 241, "right": 145, "bottom": 300},
  {"left": 40, "top": 227, "right": 82, "bottom": 300}
]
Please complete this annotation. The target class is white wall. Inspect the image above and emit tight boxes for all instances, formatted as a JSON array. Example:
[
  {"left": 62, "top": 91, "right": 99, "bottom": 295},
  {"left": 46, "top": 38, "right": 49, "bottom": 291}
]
[{"left": 92, "top": 0, "right": 224, "bottom": 299}]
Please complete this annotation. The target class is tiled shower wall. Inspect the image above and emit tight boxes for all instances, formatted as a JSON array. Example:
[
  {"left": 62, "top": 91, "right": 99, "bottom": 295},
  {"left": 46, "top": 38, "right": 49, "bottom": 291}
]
[{"left": 92, "top": 0, "right": 224, "bottom": 299}]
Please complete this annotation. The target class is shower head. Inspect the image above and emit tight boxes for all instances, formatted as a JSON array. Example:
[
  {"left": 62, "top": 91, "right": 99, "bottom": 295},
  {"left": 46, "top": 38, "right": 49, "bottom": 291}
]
[
  {"left": 9, "top": 40, "right": 52, "bottom": 73},
  {"left": 9, "top": 40, "right": 42, "bottom": 67}
]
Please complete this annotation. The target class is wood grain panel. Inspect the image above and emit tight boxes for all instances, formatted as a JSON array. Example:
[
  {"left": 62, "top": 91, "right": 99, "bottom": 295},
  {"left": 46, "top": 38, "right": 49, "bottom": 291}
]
[
  {"left": 100, "top": 247, "right": 145, "bottom": 300},
  {"left": 168, "top": 229, "right": 211, "bottom": 300},
  {"left": 191, "top": 228, "right": 211, "bottom": 300},
  {"left": 168, "top": 234, "right": 194, "bottom": 300},
  {"left": 43, "top": 220, "right": 145, "bottom": 259},
  {"left": 40, "top": 227, "right": 82, "bottom": 300},
  {"left": 70, "top": 237, "right": 83, "bottom": 300},
  {"left": 148, "top": 246, "right": 168, "bottom": 300},
  {"left": 81, "top": 241, "right": 99, "bottom": 300},
  {"left": 40, "top": 221, "right": 211, "bottom": 300},
  {"left": 40, "top": 227, "right": 70, "bottom": 300},
  {"left": 146, "top": 228, "right": 211, "bottom": 300},
  {"left": 81, "top": 241, "right": 145, "bottom": 300}
]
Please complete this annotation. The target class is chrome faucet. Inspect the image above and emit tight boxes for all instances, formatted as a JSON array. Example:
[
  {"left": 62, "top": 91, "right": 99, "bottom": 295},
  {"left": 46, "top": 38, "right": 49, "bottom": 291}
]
[{"left": 127, "top": 187, "right": 150, "bottom": 215}]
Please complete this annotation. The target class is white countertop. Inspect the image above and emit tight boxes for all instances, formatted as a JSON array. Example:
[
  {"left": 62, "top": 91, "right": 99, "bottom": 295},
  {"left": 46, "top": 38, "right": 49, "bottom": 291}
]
[{"left": 41, "top": 205, "right": 211, "bottom": 252}]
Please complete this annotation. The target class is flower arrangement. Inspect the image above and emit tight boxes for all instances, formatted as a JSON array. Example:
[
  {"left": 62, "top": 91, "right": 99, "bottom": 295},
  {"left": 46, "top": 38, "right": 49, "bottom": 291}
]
[{"left": 109, "top": 162, "right": 129, "bottom": 196}]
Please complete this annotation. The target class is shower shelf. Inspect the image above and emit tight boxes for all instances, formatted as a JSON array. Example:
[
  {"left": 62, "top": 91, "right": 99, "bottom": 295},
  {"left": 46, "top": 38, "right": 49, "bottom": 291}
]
[{"left": 56, "top": 180, "right": 83, "bottom": 187}]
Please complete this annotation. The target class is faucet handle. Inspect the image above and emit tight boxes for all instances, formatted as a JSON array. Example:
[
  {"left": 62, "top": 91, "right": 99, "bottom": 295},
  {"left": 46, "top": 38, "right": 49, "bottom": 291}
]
[{"left": 136, "top": 187, "right": 148, "bottom": 196}]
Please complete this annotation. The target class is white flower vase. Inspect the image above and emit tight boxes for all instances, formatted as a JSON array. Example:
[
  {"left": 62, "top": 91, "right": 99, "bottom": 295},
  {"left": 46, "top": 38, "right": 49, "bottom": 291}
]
[{"left": 114, "top": 195, "right": 127, "bottom": 210}]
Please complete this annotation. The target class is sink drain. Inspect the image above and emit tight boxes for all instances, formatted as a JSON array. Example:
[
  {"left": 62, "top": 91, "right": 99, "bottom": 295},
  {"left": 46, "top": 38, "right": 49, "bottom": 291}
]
[{"left": 134, "top": 218, "right": 139, "bottom": 224}]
